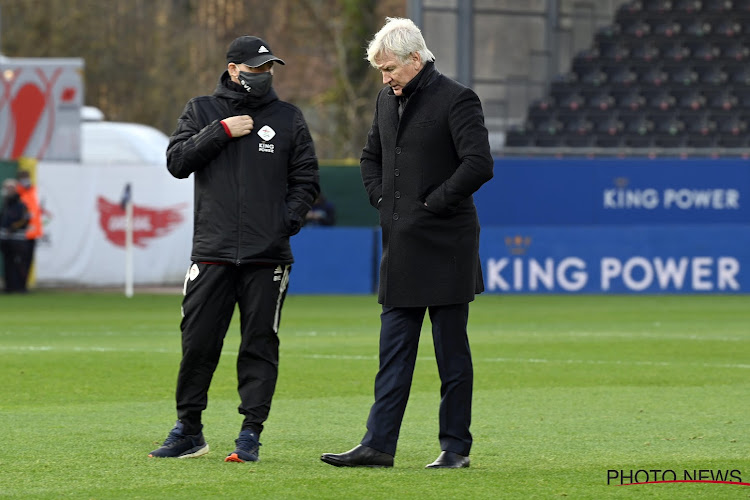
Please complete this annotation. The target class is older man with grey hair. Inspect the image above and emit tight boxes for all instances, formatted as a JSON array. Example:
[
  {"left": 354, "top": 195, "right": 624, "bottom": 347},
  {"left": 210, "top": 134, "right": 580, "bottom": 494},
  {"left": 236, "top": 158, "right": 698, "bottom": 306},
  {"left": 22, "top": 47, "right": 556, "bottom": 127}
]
[{"left": 321, "top": 17, "right": 494, "bottom": 469}]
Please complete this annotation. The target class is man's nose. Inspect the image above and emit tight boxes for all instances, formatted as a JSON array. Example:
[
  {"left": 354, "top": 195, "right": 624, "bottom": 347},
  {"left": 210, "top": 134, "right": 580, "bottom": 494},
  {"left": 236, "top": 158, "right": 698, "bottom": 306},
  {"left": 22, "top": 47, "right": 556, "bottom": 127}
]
[{"left": 382, "top": 73, "right": 391, "bottom": 84}]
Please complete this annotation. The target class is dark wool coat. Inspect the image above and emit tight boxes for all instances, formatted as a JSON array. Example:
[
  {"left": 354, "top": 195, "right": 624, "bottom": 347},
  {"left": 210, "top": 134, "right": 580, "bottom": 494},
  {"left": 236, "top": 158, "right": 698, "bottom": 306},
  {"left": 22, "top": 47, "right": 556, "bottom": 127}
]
[{"left": 361, "top": 62, "right": 494, "bottom": 307}]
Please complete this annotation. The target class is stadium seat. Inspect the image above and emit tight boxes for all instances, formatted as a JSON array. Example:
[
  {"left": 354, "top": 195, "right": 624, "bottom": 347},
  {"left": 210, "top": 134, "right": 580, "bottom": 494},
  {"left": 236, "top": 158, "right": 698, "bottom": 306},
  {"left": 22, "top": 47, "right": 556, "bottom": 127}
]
[
  {"left": 674, "top": 88, "right": 707, "bottom": 110},
  {"left": 733, "top": 87, "right": 750, "bottom": 108},
  {"left": 507, "top": 0, "right": 750, "bottom": 151},
  {"left": 618, "top": 0, "right": 644, "bottom": 15},
  {"left": 688, "top": 40, "right": 721, "bottom": 61},
  {"left": 555, "top": 111, "right": 581, "bottom": 129},
  {"left": 717, "top": 134, "right": 749, "bottom": 148},
  {"left": 629, "top": 40, "right": 661, "bottom": 61},
  {"left": 686, "top": 134, "right": 718, "bottom": 147},
  {"left": 621, "top": 19, "right": 652, "bottom": 38},
  {"left": 534, "top": 116, "right": 565, "bottom": 136},
  {"left": 534, "top": 132, "right": 566, "bottom": 147},
  {"left": 595, "top": 24, "right": 622, "bottom": 43},
  {"left": 622, "top": 112, "right": 656, "bottom": 146},
  {"left": 565, "top": 133, "right": 595, "bottom": 148},
  {"left": 705, "top": 89, "right": 739, "bottom": 110},
  {"left": 597, "top": 42, "right": 630, "bottom": 61},
  {"left": 587, "top": 90, "right": 617, "bottom": 110},
  {"left": 574, "top": 47, "right": 601, "bottom": 64},
  {"left": 682, "top": 18, "right": 713, "bottom": 37},
  {"left": 666, "top": 64, "right": 699, "bottom": 86},
  {"left": 660, "top": 41, "right": 691, "bottom": 61},
  {"left": 593, "top": 113, "right": 626, "bottom": 146},
  {"left": 528, "top": 96, "right": 556, "bottom": 116},
  {"left": 558, "top": 91, "right": 586, "bottom": 111},
  {"left": 645, "top": 88, "right": 677, "bottom": 110},
  {"left": 683, "top": 110, "right": 717, "bottom": 135},
  {"left": 550, "top": 81, "right": 577, "bottom": 103},
  {"left": 653, "top": 114, "right": 687, "bottom": 146},
  {"left": 720, "top": 41, "right": 750, "bottom": 61},
  {"left": 577, "top": 66, "right": 608, "bottom": 86},
  {"left": 624, "top": 134, "right": 654, "bottom": 148},
  {"left": 713, "top": 19, "right": 742, "bottom": 37},
  {"left": 505, "top": 126, "right": 534, "bottom": 147},
  {"left": 673, "top": 0, "right": 702, "bottom": 13},
  {"left": 608, "top": 65, "right": 639, "bottom": 86},
  {"left": 644, "top": 0, "right": 674, "bottom": 13},
  {"left": 727, "top": 63, "right": 750, "bottom": 85},
  {"left": 715, "top": 113, "right": 748, "bottom": 136},
  {"left": 614, "top": 88, "right": 647, "bottom": 110},
  {"left": 572, "top": 57, "right": 599, "bottom": 79},
  {"left": 639, "top": 65, "right": 669, "bottom": 86},
  {"left": 564, "top": 115, "right": 594, "bottom": 136},
  {"left": 652, "top": 19, "right": 682, "bottom": 38},
  {"left": 696, "top": 64, "right": 729, "bottom": 85},
  {"left": 703, "top": 0, "right": 735, "bottom": 13}
]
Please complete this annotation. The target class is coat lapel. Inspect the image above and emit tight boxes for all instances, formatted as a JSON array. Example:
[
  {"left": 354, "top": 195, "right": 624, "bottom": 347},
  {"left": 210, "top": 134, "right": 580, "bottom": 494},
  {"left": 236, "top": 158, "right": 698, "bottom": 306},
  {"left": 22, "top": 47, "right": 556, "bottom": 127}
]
[{"left": 384, "top": 93, "right": 400, "bottom": 131}]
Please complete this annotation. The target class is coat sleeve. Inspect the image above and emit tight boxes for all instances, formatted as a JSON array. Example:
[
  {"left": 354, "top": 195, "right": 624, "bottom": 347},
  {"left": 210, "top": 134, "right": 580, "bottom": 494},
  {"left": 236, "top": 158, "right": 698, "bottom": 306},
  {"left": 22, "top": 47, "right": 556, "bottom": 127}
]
[
  {"left": 285, "top": 110, "right": 320, "bottom": 235},
  {"left": 424, "top": 88, "right": 494, "bottom": 215},
  {"left": 360, "top": 94, "right": 384, "bottom": 209},
  {"left": 166, "top": 99, "right": 232, "bottom": 179}
]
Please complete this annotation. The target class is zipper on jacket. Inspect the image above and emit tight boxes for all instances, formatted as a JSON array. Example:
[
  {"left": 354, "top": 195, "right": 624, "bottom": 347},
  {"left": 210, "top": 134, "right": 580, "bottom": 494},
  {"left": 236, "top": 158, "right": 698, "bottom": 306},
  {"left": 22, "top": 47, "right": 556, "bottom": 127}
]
[{"left": 235, "top": 142, "right": 243, "bottom": 266}]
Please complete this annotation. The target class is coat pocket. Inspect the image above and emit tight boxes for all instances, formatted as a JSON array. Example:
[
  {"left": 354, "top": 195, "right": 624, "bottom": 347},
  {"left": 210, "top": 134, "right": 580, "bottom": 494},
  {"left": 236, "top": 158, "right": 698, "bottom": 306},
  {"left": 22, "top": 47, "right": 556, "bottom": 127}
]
[{"left": 414, "top": 119, "right": 436, "bottom": 128}]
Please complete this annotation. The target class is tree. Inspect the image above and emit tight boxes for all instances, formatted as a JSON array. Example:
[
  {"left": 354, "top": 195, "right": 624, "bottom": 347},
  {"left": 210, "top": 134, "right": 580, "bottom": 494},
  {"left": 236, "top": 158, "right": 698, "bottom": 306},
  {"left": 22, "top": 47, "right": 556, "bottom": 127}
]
[{"left": 0, "top": 0, "right": 405, "bottom": 159}]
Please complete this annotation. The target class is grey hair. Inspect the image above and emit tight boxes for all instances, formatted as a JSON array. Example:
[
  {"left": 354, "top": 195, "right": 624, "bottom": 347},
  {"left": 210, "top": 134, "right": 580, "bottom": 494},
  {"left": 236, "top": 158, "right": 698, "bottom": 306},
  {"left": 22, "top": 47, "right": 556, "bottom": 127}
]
[{"left": 366, "top": 17, "right": 435, "bottom": 67}]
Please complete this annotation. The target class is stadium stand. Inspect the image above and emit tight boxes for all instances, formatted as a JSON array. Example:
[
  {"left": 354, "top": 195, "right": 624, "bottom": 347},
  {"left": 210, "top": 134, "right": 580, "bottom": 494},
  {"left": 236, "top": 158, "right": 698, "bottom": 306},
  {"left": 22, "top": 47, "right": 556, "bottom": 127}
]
[{"left": 504, "top": 0, "right": 750, "bottom": 155}]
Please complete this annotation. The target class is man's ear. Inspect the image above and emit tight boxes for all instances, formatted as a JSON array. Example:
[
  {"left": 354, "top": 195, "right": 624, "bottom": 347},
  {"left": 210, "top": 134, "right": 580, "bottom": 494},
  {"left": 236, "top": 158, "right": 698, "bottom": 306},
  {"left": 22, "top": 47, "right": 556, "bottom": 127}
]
[{"left": 411, "top": 52, "right": 422, "bottom": 68}]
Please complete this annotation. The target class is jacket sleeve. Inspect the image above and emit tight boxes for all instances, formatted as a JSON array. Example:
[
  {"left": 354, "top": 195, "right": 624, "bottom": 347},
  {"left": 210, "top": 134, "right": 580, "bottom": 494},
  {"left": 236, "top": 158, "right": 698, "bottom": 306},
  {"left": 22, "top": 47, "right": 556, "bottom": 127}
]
[
  {"left": 166, "top": 99, "right": 232, "bottom": 179},
  {"left": 360, "top": 94, "right": 383, "bottom": 209},
  {"left": 285, "top": 110, "right": 320, "bottom": 234},
  {"left": 424, "top": 87, "right": 494, "bottom": 215}
]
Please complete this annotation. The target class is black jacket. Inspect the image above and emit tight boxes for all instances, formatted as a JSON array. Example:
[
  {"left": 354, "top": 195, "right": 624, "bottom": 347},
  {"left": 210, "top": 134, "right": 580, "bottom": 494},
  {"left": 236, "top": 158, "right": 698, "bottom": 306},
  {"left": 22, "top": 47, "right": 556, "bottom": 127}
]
[
  {"left": 361, "top": 62, "right": 494, "bottom": 306},
  {"left": 0, "top": 194, "right": 29, "bottom": 241},
  {"left": 167, "top": 72, "right": 319, "bottom": 265}
]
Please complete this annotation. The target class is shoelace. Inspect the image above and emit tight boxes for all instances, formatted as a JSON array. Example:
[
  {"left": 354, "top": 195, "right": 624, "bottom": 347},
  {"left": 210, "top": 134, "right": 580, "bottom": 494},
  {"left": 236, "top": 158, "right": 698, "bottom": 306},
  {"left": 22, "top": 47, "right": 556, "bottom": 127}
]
[
  {"left": 236, "top": 434, "right": 262, "bottom": 452},
  {"left": 162, "top": 428, "right": 186, "bottom": 446}
]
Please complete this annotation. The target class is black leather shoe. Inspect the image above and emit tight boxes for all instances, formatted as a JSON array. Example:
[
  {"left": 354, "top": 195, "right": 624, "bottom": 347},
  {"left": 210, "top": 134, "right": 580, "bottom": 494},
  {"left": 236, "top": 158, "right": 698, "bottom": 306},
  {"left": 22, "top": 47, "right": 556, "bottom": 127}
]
[
  {"left": 425, "top": 451, "right": 470, "bottom": 469},
  {"left": 321, "top": 445, "right": 394, "bottom": 468}
]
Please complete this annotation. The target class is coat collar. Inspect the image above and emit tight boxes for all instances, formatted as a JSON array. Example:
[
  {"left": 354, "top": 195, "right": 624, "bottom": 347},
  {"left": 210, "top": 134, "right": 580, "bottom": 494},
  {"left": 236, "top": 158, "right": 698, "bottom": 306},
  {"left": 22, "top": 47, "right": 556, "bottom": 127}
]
[
  {"left": 384, "top": 61, "right": 439, "bottom": 129},
  {"left": 400, "top": 60, "right": 437, "bottom": 98}
]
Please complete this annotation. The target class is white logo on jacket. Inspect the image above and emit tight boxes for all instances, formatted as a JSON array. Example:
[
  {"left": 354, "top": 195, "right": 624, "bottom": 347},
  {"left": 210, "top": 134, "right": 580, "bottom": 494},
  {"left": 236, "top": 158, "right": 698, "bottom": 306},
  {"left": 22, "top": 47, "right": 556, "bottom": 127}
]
[
  {"left": 257, "top": 125, "right": 276, "bottom": 153},
  {"left": 258, "top": 125, "right": 276, "bottom": 141}
]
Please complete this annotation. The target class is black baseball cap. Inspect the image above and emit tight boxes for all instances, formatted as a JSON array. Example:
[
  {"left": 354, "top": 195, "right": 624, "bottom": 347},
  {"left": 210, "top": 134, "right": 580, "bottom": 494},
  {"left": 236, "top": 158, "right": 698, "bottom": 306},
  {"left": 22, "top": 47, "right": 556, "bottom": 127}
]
[{"left": 226, "top": 36, "right": 286, "bottom": 67}]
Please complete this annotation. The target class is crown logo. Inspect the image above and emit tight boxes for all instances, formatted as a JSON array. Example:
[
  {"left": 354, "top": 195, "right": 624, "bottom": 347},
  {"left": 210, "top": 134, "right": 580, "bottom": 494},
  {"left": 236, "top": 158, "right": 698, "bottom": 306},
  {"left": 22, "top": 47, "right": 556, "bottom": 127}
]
[
  {"left": 614, "top": 176, "right": 629, "bottom": 188},
  {"left": 505, "top": 235, "right": 532, "bottom": 255}
]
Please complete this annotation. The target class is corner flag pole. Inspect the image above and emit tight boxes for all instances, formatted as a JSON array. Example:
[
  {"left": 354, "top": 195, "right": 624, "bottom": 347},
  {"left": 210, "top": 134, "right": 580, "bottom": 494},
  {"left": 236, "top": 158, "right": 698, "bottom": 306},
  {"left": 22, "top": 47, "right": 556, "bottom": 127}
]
[{"left": 122, "top": 183, "right": 134, "bottom": 298}]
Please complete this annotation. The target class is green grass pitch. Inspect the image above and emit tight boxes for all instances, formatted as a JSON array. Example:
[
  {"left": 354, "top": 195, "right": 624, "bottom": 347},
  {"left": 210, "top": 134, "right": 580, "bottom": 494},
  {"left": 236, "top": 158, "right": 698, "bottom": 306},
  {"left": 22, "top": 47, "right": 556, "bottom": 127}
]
[{"left": 1, "top": 291, "right": 749, "bottom": 499}]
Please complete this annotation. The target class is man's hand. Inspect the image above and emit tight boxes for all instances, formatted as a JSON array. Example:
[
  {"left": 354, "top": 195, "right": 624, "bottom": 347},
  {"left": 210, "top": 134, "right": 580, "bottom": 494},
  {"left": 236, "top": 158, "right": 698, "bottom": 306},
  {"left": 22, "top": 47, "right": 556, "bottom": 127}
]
[{"left": 221, "top": 115, "right": 254, "bottom": 137}]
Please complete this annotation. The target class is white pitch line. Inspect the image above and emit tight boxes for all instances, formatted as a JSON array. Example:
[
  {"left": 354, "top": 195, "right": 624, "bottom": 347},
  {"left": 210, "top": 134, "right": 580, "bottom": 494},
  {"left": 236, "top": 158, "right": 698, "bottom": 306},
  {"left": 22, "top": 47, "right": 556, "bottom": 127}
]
[
  {"left": 2, "top": 347, "right": 749, "bottom": 370},
  {"left": 294, "top": 353, "right": 750, "bottom": 370},
  {"left": 481, "top": 357, "right": 750, "bottom": 370},
  {"left": 470, "top": 330, "right": 749, "bottom": 342}
]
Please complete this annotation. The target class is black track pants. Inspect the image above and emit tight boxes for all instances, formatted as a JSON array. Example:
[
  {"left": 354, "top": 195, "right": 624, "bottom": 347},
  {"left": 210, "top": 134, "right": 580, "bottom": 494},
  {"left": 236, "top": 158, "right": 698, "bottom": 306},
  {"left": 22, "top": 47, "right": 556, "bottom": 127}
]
[{"left": 175, "top": 262, "right": 291, "bottom": 435}]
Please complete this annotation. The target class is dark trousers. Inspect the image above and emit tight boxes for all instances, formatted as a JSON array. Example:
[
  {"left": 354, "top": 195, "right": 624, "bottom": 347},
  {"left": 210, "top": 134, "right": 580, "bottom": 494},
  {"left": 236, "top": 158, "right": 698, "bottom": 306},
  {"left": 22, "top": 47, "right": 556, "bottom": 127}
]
[
  {"left": 175, "top": 262, "right": 291, "bottom": 436},
  {"left": 0, "top": 239, "right": 30, "bottom": 292},
  {"left": 361, "top": 303, "right": 473, "bottom": 456}
]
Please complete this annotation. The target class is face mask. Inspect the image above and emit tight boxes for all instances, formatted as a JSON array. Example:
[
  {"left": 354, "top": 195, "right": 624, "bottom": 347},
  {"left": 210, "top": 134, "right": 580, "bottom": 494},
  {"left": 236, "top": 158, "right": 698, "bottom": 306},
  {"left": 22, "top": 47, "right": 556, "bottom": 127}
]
[{"left": 238, "top": 71, "right": 272, "bottom": 97}]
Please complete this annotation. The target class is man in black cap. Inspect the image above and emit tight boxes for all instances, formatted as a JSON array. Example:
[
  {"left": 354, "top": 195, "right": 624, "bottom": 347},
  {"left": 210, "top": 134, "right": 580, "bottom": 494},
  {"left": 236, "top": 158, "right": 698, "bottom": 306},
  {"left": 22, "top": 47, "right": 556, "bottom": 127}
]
[{"left": 149, "top": 36, "right": 319, "bottom": 463}]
